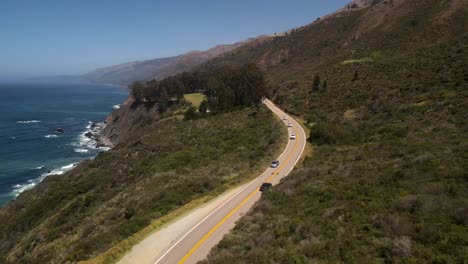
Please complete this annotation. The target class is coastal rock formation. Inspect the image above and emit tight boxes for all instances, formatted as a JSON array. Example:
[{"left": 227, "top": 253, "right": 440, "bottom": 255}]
[{"left": 100, "top": 96, "right": 161, "bottom": 146}]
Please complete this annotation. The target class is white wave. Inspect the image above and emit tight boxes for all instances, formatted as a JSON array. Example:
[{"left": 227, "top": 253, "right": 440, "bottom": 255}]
[
  {"left": 45, "top": 134, "right": 58, "bottom": 138},
  {"left": 113, "top": 104, "right": 121, "bottom": 109},
  {"left": 12, "top": 182, "right": 37, "bottom": 197},
  {"left": 11, "top": 136, "right": 16, "bottom": 139},
  {"left": 77, "top": 132, "right": 93, "bottom": 146},
  {"left": 35, "top": 165, "right": 45, "bottom": 170},
  {"left": 98, "top": 146, "right": 111, "bottom": 152},
  {"left": 61, "top": 163, "right": 77, "bottom": 170},
  {"left": 73, "top": 121, "right": 107, "bottom": 151},
  {"left": 45, "top": 169, "right": 64, "bottom": 176},
  {"left": 17, "top": 120, "right": 41, "bottom": 124},
  {"left": 12, "top": 162, "right": 78, "bottom": 196},
  {"left": 74, "top": 148, "right": 89, "bottom": 153}
]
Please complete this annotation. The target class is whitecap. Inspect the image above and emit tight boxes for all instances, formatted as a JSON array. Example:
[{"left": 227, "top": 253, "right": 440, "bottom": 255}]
[
  {"left": 17, "top": 120, "right": 41, "bottom": 124},
  {"left": 35, "top": 165, "right": 45, "bottom": 170},
  {"left": 74, "top": 148, "right": 89, "bottom": 153},
  {"left": 11, "top": 136, "right": 16, "bottom": 139},
  {"left": 45, "top": 134, "right": 58, "bottom": 138},
  {"left": 113, "top": 104, "right": 121, "bottom": 109}
]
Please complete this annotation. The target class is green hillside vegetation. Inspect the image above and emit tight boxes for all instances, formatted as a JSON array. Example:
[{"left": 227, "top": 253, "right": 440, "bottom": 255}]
[
  {"left": 0, "top": 105, "right": 284, "bottom": 263},
  {"left": 1, "top": 0, "right": 467, "bottom": 263},
  {"left": 202, "top": 0, "right": 468, "bottom": 263}
]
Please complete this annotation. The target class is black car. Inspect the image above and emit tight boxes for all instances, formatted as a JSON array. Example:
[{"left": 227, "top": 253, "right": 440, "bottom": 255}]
[{"left": 259, "top": 182, "right": 273, "bottom": 192}]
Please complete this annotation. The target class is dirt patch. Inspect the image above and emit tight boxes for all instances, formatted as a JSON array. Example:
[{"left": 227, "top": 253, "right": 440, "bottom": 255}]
[{"left": 344, "top": 109, "right": 357, "bottom": 120}]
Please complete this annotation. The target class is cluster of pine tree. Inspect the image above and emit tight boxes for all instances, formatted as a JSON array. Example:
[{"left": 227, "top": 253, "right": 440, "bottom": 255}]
[{"left": 130, "top": 64, "right": 267, "bottom": 113}]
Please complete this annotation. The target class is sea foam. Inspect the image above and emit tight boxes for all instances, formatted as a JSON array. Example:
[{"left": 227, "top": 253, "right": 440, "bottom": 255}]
[
  {"left": 17, "top": 120, "right": 41, "bottom": 124},
  {"left": 74, "top": 148, "right": 89, "bottom": 153},
  {"left": 11, "top": 162, "right": 77, "bottom": 197}
]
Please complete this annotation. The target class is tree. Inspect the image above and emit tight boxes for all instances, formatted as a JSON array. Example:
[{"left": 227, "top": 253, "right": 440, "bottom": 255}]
[
  {"left": 199, "top": 100, "right": 208, "bottom": 114},
  {"left": 130, "top": 81, "right": 146, "bottom": 101},
  {"left": 183, "top": 106, "right": 198, "bottom": 120},
  {"left": 312, "top": 75, "right": 321, "bottom": 92}
]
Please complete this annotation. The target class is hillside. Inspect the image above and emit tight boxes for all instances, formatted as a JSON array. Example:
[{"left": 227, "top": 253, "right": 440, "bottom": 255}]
[
  {"left": 1, "top": 0, "right": 466, "bottom": 263},
  {"left": 0, "top": 99, "right": 284, "bottom": 263},
  {"left": 202, "top": 0, "right": 467, "bottom": 115},
  {"left": 200, "top": 0, "right": 468, "bottom": 263}
]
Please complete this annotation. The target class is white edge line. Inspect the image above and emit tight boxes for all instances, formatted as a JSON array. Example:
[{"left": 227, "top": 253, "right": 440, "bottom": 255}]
[{"left": 153, "top": 100, "right": 298, "bottom": 264}]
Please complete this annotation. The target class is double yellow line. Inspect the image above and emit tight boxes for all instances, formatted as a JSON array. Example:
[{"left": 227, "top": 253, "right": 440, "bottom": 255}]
[{"left": 178, "top": 123, "right": 300, "bottom": 264}]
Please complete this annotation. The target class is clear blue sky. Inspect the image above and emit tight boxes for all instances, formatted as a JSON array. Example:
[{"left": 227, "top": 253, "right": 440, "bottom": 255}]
[{"left": 1, "top": 0, "right": 349, "bottom": 78}]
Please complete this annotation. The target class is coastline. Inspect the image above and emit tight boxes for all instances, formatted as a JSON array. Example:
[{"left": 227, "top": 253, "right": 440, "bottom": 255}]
[
  {"left": 83, "top": 121, "right": 114, "bottom": 149},
  {"left": 0, "top": 82, "right": 128, "bottom": 206},
  {"left": 7, "top": 120, "right": 116, "bottom": 203}
]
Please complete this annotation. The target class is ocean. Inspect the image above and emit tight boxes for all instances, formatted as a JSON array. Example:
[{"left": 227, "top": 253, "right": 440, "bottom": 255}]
[{"left": 0, "top": 82, "right": 128, "bottom": 205}]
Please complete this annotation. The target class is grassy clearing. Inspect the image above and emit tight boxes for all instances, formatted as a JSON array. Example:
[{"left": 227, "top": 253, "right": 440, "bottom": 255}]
[{"left": 183, "top": 93, "right": 206, "bottom": 108}]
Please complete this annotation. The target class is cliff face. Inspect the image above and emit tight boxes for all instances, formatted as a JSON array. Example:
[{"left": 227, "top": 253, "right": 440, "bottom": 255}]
[{"left": 99, "top": 96, "right": 161, "bottom": 146}]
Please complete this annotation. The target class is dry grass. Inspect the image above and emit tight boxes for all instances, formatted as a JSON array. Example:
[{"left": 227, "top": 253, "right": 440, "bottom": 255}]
[{"left": 183, "top": 93, "right": 206, "bottom": 108}]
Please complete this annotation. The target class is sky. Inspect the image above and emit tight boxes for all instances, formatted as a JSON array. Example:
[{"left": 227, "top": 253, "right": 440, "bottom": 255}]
[{"left": 0, "top": 0, "right": 349, "bottom": 79}]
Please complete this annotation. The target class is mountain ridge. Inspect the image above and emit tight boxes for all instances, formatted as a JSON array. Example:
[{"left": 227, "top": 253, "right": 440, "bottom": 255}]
[{"left": 36, "top": 37, "right": 276, "bottom": 86}]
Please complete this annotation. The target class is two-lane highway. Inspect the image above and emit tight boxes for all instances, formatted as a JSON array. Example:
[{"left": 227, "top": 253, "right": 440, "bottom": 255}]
[{"left": 118, "top": 99, "right": 307, "bottom": 264}]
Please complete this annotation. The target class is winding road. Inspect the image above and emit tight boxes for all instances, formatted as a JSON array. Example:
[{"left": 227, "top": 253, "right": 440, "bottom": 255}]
[{"left": 118, "top": 99, "right": 307, "bottom": 264}]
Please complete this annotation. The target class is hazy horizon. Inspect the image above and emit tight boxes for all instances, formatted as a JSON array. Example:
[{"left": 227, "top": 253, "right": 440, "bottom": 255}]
[{"left": 1, "top": 0, "right": 349, "bottom": 79}]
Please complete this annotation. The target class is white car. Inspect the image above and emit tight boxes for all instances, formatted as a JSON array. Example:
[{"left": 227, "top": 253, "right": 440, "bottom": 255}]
[
  {"left": 282, "top": 116, "right": 287, "bottom": 120},
  {"left": 270, "top": 160, "right": 280, "bottom": 168},
  {"left": 287, "top": 122, "right": 293, "bottom": 128},
  {"left": 290, "top": 134, "right": 296, "bottom": 140}
]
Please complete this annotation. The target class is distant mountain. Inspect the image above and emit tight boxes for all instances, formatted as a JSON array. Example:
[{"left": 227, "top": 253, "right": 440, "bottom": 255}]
[
  {"left": 30, "top": 42, "right": 253, "bottom": 86},
  {"left": 37, "top": 41, "right": 256, "bottom": 86}
]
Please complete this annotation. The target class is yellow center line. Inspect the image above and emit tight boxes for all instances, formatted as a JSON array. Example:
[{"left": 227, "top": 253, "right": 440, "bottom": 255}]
[{"left": 178, "top": 122, "right": 300, "bottom": 264}]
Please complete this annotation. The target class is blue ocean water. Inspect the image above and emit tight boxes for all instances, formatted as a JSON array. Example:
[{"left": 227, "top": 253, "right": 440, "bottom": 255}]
[{"left": 0, "top": 83, "right": 128, "bottom": 205}]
